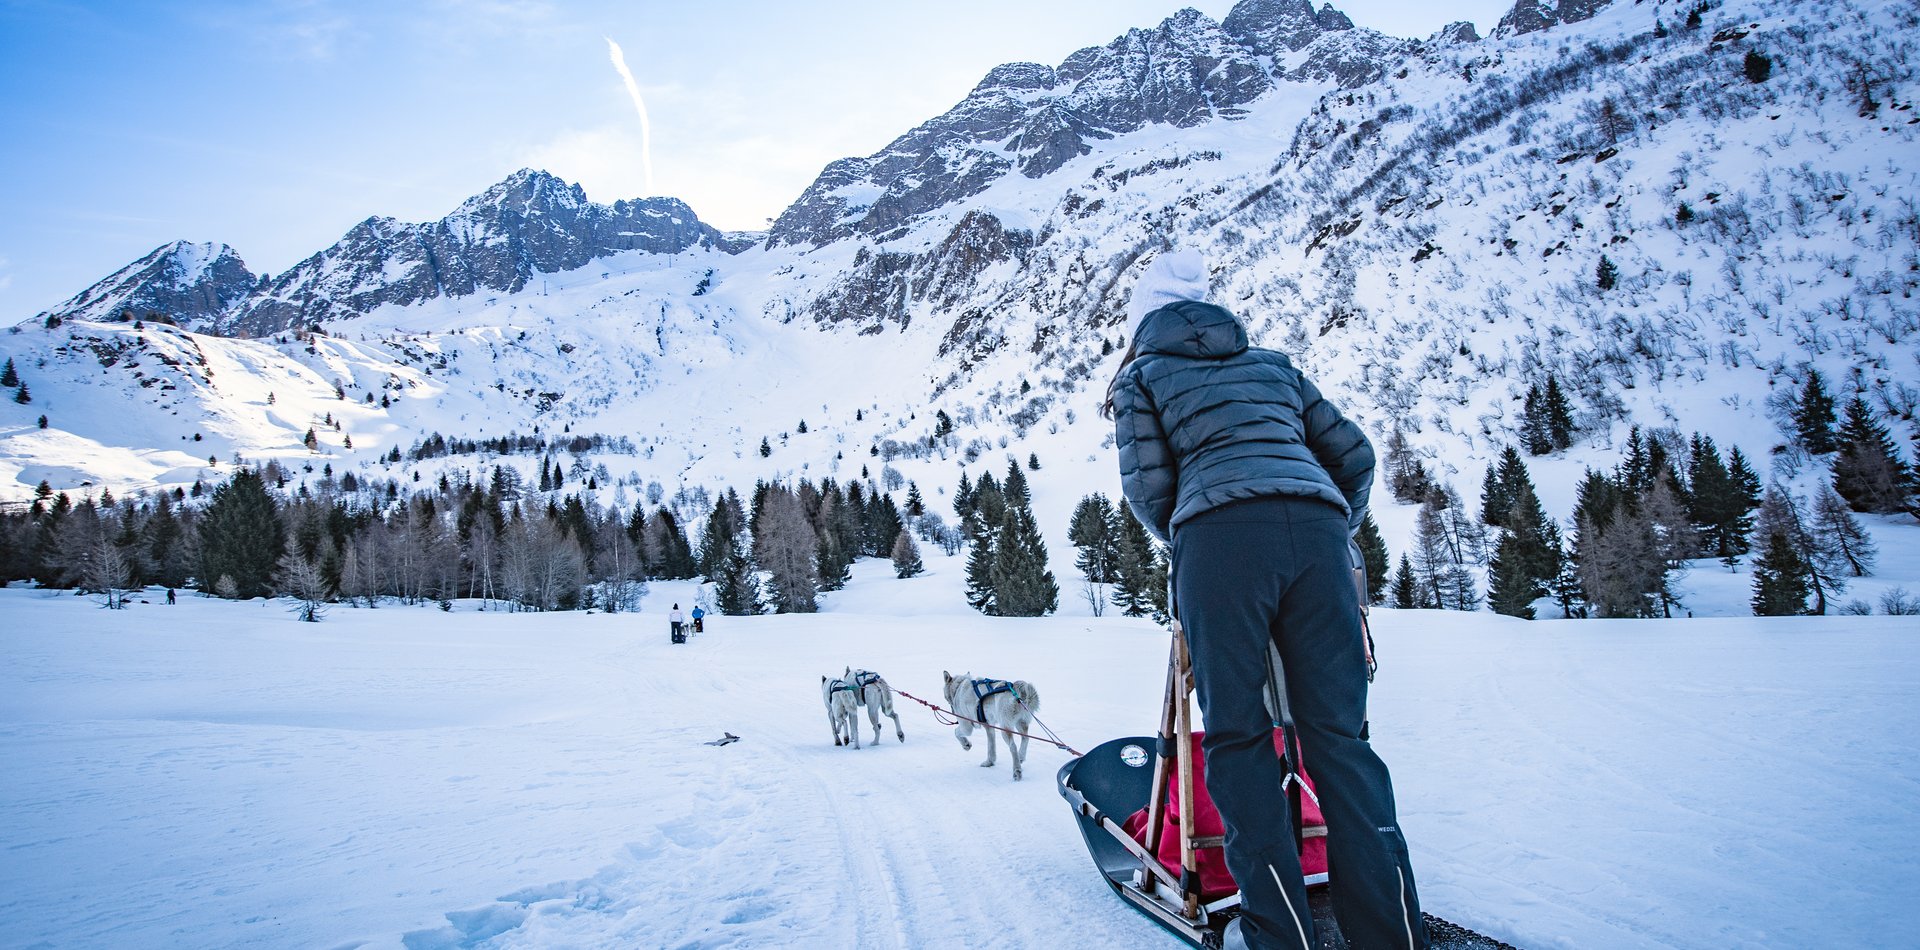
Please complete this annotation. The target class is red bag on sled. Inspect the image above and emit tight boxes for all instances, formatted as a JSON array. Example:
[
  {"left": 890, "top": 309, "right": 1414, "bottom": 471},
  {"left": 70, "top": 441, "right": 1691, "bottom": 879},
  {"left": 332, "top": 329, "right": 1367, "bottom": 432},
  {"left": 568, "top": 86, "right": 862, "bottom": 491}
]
[{"left": 1121, "top": 730, "right": 1327, "bottom": 901}]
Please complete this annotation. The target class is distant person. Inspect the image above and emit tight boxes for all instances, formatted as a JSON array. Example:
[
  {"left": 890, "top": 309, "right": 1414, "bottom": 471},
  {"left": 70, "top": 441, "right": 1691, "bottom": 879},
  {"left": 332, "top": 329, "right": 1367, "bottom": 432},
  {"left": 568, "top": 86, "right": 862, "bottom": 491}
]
[
  {"left": 1108, "top": 249, "right": 1427, "bottom": 950},
  {"left": 165, "top": 588, "right": 176, "bottom": 605},
  {"left": 690, "top": 604, "right": 705, "bottom": 635},
  {"left": 670, "top": 603, "right": 686, "bottom": 643}
]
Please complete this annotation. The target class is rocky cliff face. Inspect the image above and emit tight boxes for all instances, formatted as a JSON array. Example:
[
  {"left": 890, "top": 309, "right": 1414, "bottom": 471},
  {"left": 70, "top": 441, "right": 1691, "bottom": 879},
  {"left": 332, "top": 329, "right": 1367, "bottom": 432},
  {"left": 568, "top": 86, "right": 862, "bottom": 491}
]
[
  {"left": 1492, "top": 0, "right": 1615, "bottom": 38},
  {"left": 223, "top": 170, "right": 740, "bottom": 336},
  {"left": 766, "top": 0, "right": 1415, "bottom": 249},
  {"left": 40, "top": 241, "right": 258, "bottom": 328}
]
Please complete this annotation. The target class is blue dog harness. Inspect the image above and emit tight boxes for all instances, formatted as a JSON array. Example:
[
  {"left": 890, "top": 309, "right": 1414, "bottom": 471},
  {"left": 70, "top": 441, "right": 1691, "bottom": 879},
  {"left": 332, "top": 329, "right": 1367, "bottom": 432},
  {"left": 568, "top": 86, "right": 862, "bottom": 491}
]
[
  {"left": 971, "top": 678, "right": 1018, "bottom": 722},
  {"left": 849, "top": 670, "right": 884, "bottom": 707}
]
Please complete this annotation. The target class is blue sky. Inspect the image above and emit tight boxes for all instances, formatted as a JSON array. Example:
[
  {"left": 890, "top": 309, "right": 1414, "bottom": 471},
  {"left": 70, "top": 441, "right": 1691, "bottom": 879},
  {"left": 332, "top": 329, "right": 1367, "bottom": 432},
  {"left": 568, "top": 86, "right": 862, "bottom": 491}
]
[{"left": 0, "top": 0, "right": 1515, "bottom": 319}]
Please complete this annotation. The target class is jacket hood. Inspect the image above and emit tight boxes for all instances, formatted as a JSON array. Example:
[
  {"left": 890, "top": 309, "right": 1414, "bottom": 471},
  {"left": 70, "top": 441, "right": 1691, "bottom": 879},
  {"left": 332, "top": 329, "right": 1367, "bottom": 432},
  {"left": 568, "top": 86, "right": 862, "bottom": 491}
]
[{"left": 1133, "top": 301, "right": 1249, "bottom": 360}]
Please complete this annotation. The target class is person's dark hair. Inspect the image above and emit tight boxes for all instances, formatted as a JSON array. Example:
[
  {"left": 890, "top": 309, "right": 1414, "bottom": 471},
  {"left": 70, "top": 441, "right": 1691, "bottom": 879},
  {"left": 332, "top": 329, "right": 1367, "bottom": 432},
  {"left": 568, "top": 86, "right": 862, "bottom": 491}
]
[{"left": 1100, "top": 336, "right": 1145, "bottom": 420}]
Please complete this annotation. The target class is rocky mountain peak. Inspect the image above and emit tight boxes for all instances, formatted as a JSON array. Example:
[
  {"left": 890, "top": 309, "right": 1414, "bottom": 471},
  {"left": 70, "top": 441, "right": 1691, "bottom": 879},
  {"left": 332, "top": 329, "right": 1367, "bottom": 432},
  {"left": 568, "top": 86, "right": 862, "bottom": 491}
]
[
  {"left": 1491, "top": 0, "right": 1614, "bottom": 39},
  {"left": 38, "top": 240, "right": 257, "bottom": 327},
  {"left": 970, "top": 63, "right": 1059, "bottom": 97},
  {"left": 1221, "top": 0, "right": 1343, "bottom": 53},
  {"left": 458, "top": 168, "right": 591, "bottom": 217}
]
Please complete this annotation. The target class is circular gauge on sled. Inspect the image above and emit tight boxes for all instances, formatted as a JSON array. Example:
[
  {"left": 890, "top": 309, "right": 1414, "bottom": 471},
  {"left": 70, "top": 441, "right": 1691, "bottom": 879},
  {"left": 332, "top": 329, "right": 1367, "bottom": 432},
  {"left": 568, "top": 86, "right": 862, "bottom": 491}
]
[{"left": 1119, "top": 744, "right": 1149, "bottom": 768}]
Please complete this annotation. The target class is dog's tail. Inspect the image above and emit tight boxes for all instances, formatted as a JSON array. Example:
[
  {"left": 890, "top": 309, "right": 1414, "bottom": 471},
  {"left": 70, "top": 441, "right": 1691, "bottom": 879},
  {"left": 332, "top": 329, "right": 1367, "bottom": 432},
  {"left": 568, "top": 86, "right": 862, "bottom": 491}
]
[{"left": 1013, "top": 680, "right": 1040, "bottom": 717}]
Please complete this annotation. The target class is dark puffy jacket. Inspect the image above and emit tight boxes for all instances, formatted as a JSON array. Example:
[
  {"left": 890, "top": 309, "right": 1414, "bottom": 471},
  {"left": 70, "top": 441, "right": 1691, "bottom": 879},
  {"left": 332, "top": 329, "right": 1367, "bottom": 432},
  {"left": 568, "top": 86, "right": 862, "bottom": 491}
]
[{"left": 1113, "top": 301, "right": 1374, "bottom": 544}]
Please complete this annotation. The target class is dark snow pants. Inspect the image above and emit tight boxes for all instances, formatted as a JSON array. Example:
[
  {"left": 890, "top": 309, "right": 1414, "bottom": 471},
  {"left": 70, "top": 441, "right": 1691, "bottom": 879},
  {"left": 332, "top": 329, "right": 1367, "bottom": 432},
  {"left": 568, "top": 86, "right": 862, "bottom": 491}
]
[{"left": 1173, "top": 496, "right": 1429, "bottom": 950}]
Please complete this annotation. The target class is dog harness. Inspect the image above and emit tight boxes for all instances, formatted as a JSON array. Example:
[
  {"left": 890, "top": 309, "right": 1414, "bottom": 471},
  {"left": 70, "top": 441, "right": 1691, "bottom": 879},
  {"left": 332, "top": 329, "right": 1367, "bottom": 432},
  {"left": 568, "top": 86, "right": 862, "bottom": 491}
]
[
  {"left": 850, "top": 670, "right": 883, "bottom": 705},
  {"left": 971, "top": 678, "right": 1018, "bottom": 722},
  {"left": 828, "top": 678, "right": 859, "bottom": 698}
]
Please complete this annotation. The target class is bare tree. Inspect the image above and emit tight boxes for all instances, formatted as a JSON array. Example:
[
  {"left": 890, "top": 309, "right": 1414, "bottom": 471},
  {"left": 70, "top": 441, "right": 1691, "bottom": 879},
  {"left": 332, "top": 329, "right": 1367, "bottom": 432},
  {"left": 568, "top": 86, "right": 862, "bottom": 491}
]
[
  {"left": 84, "top": 537, "right": 132, "bottom": 609},
  {"left": 275, "top": 538, "right": 330, "bottom": 622}
]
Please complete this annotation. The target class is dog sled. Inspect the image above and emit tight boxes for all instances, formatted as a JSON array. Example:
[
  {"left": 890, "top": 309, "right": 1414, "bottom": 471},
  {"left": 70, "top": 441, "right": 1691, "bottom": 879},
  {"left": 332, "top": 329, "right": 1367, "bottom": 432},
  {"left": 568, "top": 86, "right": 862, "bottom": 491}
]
[{"left": 1058, "top": 561, "right": 1514, "bottom": 949}]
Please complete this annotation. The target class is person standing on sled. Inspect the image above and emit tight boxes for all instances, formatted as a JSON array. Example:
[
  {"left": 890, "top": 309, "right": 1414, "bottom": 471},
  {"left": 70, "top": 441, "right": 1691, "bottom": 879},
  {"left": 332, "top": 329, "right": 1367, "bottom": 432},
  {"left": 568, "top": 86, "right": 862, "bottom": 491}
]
[
  {"left": 1107, "top": 249, "right": 1429, "bottom": 950},
  {"left": 669, "top": 603, "right": 686, "bottom": 643}
]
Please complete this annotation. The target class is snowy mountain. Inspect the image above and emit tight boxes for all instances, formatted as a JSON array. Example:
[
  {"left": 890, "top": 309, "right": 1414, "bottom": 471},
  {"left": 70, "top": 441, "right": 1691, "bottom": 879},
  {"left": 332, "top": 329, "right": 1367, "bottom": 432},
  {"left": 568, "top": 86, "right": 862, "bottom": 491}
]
[
  {"left": 226, "top": 170, "right": 745, "bottom": 338},
  {"left": 3, "top": 0, "right": 1915, "bottom": 585},
  {"left": 39, "top": 240, "right": 259, "bottom": 329}
]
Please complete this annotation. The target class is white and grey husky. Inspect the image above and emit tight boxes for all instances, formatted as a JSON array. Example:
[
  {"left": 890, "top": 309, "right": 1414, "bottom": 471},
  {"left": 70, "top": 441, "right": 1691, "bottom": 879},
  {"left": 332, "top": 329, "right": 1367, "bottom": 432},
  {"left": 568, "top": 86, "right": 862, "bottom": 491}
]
[
  {"left": 942, "top": 670, "right": 1041, "bottom": 780},
  {"left": 845, "top": 667, "right": 905, "bottom": 745},
  {"left": 821, "top": 675, "right": 860, "bottom": 749}
]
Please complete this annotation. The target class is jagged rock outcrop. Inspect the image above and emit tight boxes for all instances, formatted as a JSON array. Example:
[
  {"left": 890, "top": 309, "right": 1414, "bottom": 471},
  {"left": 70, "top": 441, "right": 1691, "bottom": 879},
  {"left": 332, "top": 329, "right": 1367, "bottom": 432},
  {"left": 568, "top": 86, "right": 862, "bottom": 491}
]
[
  {"left": 226, "top": 170, "right": 740, "bottom": 336},
  {"left": 767, "top": 0, "right": 1411, "bottom": 250},
  {"left": 1428, "top": 21, "right": 1483, "bottom": 46},
  {"left": 807, "top": 211, "right": 1036, "bottom": 332},
  {"left": 40, "top": 241, "right": 257, "bottom": 328},
  {"left": 1492, "top": 0, "right": 1613, "bottom": 38}
]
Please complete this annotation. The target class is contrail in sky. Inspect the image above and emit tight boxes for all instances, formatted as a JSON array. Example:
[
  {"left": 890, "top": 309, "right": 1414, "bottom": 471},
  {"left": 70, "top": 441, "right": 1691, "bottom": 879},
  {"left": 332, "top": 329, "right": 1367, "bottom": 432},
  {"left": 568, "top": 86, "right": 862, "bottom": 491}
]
[{"left": 604, "top": 37, "right": 655, "bottom": 196}]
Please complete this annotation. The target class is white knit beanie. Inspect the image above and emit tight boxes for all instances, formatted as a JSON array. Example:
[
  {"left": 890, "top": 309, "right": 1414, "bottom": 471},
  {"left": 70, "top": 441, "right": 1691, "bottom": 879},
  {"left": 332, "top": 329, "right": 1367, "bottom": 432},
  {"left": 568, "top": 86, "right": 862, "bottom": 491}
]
[{"left": 1126, "top": 249, "right": 1210, "bottom": 338}]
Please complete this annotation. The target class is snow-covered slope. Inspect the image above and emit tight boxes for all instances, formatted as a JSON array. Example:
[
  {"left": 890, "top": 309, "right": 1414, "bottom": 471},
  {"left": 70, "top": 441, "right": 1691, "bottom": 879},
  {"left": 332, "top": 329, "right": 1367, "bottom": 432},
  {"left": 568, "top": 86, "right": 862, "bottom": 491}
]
[{"left": 3, "top": 565, "right": 1916, "bottom": 948}]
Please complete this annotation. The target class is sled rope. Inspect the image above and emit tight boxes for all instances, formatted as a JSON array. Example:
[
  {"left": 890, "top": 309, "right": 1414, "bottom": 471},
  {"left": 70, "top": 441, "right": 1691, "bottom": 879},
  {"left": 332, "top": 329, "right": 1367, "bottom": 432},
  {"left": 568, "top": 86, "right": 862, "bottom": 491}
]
[{"left": 892, "top": 688, "right": 1083, "bottom": 757}]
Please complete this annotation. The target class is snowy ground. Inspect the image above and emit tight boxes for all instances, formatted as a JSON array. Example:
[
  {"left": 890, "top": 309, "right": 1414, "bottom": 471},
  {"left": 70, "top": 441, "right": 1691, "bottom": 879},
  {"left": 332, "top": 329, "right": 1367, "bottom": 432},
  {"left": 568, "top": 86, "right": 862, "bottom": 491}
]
[{"left": 3, "top": 554, "right": 1918, "bottom": 950}]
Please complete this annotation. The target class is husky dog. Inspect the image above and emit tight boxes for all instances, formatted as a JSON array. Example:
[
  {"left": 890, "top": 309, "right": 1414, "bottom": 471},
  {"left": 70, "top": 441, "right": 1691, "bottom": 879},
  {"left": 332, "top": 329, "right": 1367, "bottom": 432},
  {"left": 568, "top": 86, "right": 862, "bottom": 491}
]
[
  {"left": 845, "top": 667, "right": 905, "bottom": 745},
  {"left": 821, "top": 676, "right": 861, "bottom": 749},
  {"left": 942, "top": 670, "right": 1042, "bottom": 781}
]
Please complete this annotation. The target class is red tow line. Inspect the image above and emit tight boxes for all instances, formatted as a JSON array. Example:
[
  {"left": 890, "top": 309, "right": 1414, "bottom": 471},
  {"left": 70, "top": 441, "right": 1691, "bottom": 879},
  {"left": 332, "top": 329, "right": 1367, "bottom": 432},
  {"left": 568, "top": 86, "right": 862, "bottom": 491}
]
[{"left": 892, "top": 687, "right": 1084, "bottom": 757}]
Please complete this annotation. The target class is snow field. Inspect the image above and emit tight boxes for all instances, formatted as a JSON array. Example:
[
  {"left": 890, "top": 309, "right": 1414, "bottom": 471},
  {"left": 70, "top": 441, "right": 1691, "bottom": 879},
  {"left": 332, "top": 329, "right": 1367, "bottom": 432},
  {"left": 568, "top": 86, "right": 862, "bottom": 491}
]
[{"left": 3, "top": 552, "right": 1918, "bottom": 949}]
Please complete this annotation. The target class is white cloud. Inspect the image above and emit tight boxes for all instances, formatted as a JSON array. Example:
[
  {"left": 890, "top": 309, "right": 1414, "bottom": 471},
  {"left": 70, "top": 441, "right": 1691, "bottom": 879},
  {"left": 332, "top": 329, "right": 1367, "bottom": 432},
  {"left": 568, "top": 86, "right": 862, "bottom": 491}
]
[{"left": 519, "top": 122, "right": 838, "bottom": 234}]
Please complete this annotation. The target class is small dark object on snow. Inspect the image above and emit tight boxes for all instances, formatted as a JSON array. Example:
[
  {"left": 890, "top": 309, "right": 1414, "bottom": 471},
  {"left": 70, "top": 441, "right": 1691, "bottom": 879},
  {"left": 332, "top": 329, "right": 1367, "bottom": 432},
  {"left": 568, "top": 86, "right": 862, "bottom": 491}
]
[{"left": 704, "top": 733, "right": 741, "bottom": 746}]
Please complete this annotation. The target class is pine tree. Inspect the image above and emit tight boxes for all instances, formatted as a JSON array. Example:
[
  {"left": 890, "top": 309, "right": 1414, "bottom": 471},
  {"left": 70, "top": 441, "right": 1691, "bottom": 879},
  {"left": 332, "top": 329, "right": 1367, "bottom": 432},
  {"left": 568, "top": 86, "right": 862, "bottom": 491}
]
[
  {"left": 199, "top": 470, "right": 284, "bottom": 599},
  {"left": 1069, "top": 494, "right": 1121, "bottom": 584},
  {"left": 1354, "top": 512, "right": 1389, "bottom": 605},
  {"left": 891, "top": 531, "right": 925, "bottom": 578},
  {"left": 13, "top": 383, "right": 30, "bottom": 405},
  {"left": 0, "top": 358, "right": 16, "bottom": 387},
  {"left": 1753, "top": 486, "right": 1826, "bottom": 614},
  {"left": 1685, "top": 434, "right": 1743, "bottom": 562},
  {"left": 1002, "top": 458, "right": 1031, "bottom": 509},
  {"left": 954, "top": 471, "right": 976, "bottom": 522},
  {"left": 1520, "top": 384, "right": 1553, "bottom": 456},
  {"left": 991, "top": 505, "right": 1058, "bottom": 617},
  {"left": 964, "top": 521, "right": 998, "bottom": 615},
  {"left": 1791, "top": 370, "right": 1839, "bottom": 455},
  {"left": 714, "top": 538, "right": 763, "bottom": 615},
  {"left": 1750, "top": 531, "right": 1811, "bottom": 616},
  {"left": 1389, "top": 554, "right": 1423, "bottom": 609},
  {"left": 1110, "top": 504, "right": 1158, "bottom": 617},
  {"left": 1831, "top": 398, "right": 1908, "bottom": 513},
  {"left": 1486, "top": 480, "right": 1561, "bottom": 619},
  {"left": 1543, "top": 375, "right": 1576, "bottom": 451},
  {"left": 759, "top": 437, "right": 772, "bottom": 458},
  {"left": 904, "top": 482, "right": 926, "bottom": 518},
  {"left": 1743, "top": 49, "right": 1773, "bottom": 83},
  {"left": 1596, "top": 254, "right": 1619, "bottom": 291},
  {"left": 1480, "top": 445, "right": 1532, "bottom": 529},
  {"left": 697, "top": 503, "right": 736, "bottom": 579}
]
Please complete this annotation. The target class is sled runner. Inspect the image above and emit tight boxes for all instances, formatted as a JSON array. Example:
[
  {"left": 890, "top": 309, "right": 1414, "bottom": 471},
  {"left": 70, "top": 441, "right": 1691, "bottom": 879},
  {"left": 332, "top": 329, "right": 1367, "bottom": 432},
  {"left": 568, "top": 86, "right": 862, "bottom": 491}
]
[{"left": 1058, "top": 615, "right": 1515, "bottom": 949}]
